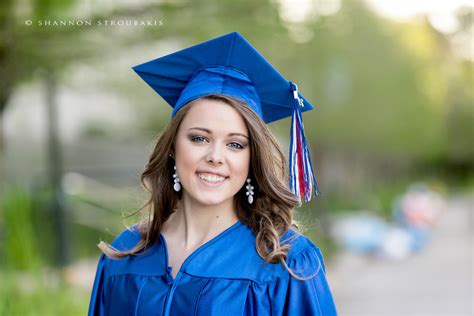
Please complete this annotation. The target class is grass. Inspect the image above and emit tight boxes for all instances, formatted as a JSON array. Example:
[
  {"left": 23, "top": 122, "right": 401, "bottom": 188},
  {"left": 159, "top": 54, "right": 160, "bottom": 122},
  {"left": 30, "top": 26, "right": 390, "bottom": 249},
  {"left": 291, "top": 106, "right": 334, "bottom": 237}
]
[{"left": 0, "top": 269, "right": 89, "bottom": 316}]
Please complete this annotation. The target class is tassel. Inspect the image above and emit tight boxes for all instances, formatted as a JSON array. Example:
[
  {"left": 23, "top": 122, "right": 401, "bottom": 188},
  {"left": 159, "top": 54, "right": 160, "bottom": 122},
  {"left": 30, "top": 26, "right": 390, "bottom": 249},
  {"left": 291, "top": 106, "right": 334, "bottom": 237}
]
[{"left": 288, "top": 82, "right": 322, "bottom": 203}]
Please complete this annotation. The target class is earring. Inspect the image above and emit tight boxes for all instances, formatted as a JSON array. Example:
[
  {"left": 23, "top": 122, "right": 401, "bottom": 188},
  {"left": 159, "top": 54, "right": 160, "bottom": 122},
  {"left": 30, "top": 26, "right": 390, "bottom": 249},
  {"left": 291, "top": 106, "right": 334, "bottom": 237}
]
[
  {"left": 246, "top": 178, "right": 254, "bottom": 204},
  {"left": 173, "top": 165, "right": 181, "bottom": 192}
]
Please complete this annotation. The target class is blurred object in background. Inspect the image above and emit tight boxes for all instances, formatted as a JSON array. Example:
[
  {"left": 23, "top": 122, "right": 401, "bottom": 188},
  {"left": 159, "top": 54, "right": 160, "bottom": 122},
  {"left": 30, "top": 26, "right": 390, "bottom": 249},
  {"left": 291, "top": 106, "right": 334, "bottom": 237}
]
[
  {"left": 329, "top": 194, "right": 472, "bottom": 316},
  {"left": 391, "top": 182, "right": 447, "bottom": 254},
  {"left": 330, "top": 182, "right": 447, "bottom": 261},
  {"left": 330, "top": 212, "right": 388, "bottom": 254},
  {"left": 395, "top": 182, "right": 446, "bottom": 229},
  {"left": 378, "top": 226, "right": 413, "bottom": 261}
]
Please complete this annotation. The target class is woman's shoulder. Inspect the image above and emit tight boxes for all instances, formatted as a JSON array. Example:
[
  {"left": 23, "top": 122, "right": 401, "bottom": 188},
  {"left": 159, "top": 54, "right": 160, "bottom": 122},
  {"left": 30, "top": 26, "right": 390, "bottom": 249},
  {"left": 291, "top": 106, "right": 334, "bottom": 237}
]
[
  {"left": 109, "top": 224, "right": 142, "bottom": 251},
  {"left": 281, "top": 227, "right": 321, "bottom": 257},
  {"left": 102, "top": 224, "right": 168, "bottom": 277},
  {"left": 281, "top": 227, "right": 327, "bottom": 275},
  {"left": 184, "top": 222, "right": 322, "bottom": 282}
]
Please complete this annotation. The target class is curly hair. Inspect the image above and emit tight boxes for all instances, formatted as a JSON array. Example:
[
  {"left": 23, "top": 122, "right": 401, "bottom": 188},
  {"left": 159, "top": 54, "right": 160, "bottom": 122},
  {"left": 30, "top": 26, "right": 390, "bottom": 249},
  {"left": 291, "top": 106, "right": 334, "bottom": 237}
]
[{"left": 98, "top": 94, "right": 315, "bottom": 280}]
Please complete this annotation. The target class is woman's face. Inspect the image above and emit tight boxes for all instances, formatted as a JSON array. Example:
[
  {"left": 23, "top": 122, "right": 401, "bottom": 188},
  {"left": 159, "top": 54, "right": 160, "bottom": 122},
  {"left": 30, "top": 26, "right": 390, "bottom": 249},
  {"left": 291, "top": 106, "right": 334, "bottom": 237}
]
[{"left": 174, "top": 99, "right": 251, "bottom": 208}]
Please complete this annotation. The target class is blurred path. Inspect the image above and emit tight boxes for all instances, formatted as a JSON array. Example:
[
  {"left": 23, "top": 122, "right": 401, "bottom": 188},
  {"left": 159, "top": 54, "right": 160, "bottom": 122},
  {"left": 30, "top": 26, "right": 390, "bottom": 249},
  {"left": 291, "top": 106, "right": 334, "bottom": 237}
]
[{"left": 327, "top": 194, "right": 473, "bottom": 316}]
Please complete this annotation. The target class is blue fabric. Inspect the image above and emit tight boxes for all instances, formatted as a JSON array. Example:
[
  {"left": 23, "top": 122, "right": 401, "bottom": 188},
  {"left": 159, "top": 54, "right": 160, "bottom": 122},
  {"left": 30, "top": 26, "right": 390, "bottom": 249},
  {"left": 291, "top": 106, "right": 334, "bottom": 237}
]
[
  {"left": 132, "top": 32, "right": 314, "bottom": 124},
  {"left": 173, "top": 66, "right": 262, "bottom": 119},
  {"left": 88, "top": 220, "right": 338, "bottom": 315}
]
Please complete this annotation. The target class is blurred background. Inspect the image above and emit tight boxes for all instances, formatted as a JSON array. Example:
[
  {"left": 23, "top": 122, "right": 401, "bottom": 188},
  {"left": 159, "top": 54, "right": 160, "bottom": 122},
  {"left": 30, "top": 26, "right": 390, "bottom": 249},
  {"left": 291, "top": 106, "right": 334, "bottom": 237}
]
[{"left": 1, "top": 0, "right": 473, "bottom": 315}]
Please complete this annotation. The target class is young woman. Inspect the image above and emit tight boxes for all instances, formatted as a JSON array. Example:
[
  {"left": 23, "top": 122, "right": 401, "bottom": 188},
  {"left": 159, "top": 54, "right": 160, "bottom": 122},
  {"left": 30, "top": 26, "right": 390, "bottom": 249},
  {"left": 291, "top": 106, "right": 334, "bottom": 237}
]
[{"left": 88, "top": 32, "right": 338, "bottom": 316}]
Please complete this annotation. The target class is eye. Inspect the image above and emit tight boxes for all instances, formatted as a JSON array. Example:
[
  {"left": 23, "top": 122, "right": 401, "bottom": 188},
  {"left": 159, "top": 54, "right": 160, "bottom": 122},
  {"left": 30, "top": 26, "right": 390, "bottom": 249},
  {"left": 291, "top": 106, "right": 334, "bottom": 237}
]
[
  {"left": 228, "top": 142, "right": 244, "bottom": 149},
  {"left": 190, "top": 135, "right": 208, "bottom": 143},
  {"left": 189, "top": 135, "right": 245, "bottom": 149}
]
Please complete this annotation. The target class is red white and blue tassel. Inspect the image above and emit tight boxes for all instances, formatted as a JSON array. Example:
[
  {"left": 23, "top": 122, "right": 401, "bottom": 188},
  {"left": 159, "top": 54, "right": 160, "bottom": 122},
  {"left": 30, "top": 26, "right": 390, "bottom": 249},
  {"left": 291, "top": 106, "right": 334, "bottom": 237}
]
[{"left": 288, "top": 82, "right": 322, "bottom": 203}]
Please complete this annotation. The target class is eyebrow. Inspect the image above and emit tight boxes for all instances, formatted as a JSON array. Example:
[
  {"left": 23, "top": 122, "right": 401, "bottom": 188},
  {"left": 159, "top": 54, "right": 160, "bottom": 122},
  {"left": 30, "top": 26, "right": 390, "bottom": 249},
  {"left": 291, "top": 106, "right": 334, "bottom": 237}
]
[{"left": 188, "top": 127, "right": 249, "bottom": 139}]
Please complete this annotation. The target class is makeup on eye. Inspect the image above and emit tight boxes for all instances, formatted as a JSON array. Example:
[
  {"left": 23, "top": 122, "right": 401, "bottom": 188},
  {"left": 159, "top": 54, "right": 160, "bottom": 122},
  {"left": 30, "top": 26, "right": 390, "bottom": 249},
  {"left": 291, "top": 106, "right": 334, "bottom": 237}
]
[
  {"left": 187, "top": 134, "right": 248, "bottom": 149},
  {"left": 187, "top": 127, "right": 249, "bottom": 140}
]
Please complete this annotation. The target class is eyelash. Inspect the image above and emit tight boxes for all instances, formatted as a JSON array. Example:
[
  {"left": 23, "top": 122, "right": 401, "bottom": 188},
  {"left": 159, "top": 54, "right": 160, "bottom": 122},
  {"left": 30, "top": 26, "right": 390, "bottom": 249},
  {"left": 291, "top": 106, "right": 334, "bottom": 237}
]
[{"left": 189, "top": 135, "right": 245, "bottom": 150}]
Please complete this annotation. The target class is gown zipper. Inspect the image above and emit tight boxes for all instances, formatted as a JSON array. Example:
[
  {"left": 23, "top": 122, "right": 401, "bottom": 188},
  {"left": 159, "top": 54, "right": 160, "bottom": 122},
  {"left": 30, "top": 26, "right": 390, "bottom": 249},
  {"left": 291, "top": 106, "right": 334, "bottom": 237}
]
[{"left": 160, "top": 220, "right": 242, "bottom": 316}]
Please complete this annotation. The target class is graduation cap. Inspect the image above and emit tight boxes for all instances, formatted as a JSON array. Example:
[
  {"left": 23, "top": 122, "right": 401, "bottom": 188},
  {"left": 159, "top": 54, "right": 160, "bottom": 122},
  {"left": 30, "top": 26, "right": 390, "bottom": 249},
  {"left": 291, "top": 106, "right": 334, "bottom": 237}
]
[{"left": 132, "top": 32, "right": 321, "bottom": 203}]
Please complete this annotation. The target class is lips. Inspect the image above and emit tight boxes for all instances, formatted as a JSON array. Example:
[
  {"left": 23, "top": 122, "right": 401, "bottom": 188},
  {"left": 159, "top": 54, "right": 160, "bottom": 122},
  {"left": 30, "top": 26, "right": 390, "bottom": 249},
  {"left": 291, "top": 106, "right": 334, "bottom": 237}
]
[
  {"left": 195, "top": 170, "right": 229, "bottom": 179},
  {"left": 196, "top": 174, "right": 228, "bottom": 188}
]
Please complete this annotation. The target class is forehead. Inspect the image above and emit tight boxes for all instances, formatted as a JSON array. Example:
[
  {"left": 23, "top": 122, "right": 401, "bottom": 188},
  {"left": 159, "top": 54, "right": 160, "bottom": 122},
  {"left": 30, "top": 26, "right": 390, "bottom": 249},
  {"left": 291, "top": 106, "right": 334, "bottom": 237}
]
[{"left": 179, "top": 99, "right": 248, "bottom": 134}]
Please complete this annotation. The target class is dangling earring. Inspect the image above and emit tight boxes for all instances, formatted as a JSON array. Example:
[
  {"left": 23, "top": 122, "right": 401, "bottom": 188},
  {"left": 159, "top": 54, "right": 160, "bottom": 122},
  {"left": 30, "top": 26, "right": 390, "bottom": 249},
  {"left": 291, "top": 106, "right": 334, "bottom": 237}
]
[
  {"left": 246, "top": 178, "right": 254, "bottom": 204},
  {"left": 173, "top": 165, "right": 181, "bottom": 192}
]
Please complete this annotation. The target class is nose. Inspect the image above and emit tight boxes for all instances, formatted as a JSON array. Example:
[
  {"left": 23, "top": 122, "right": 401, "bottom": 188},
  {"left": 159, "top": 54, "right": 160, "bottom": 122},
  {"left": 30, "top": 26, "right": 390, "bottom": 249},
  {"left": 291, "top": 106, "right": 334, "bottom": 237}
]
[{"left": 206, "top": 143, "right": 224, "bottom": 164}]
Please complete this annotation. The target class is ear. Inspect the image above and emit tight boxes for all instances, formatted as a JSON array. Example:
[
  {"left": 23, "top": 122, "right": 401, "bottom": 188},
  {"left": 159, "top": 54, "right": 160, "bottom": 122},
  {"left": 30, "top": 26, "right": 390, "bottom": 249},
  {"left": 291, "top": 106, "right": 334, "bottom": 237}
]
[{"left": 169, "top": 143, "right": 176, "bottom": 159}]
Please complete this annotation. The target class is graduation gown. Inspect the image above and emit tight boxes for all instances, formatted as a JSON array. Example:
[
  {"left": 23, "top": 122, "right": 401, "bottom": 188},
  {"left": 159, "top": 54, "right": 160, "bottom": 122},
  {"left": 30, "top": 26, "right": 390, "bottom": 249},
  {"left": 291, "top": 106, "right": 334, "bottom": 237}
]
[{"left": 88, "top": 219, "right": 338, "bottom": 315}]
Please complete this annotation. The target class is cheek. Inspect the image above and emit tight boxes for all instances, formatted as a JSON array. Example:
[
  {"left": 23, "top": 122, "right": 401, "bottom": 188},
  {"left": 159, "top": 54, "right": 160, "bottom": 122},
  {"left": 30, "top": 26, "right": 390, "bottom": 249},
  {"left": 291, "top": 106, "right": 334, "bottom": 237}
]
[
  {"left": 175, "top": 140, "right": 201, "bottom": 169},
  {"left": 231, "top": 152, "right": 251, "bottom": 180},
  {"left": 175, "top": 138, "right": 194, "bottom": 171}
]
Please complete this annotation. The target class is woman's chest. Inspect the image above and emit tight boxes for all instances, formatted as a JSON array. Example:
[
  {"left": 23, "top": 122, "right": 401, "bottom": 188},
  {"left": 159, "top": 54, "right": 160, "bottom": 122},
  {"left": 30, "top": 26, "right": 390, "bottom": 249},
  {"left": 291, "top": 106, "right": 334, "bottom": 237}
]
[
  {"left": 166, "top": 246, "right": 188, "bottom": 279},
  {"left": 105, "top": 273, "right": 275, "bottom": 316},
  {"left": 163, "top": 236, "right": 201, "bottom": 279}
]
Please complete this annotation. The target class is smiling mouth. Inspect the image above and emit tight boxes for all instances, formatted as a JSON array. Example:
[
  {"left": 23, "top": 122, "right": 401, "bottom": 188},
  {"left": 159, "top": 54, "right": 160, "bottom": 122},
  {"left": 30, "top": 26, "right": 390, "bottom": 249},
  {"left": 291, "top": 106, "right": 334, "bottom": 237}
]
[{"left": 196, "top": 172, "right": 229, "bottom": 185}]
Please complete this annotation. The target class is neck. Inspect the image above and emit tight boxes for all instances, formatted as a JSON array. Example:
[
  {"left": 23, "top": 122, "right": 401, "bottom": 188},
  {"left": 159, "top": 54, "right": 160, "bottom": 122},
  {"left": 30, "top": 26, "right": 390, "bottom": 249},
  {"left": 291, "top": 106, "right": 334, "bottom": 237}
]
[{"left": 165, "top": 195, "right": 239, "bottom": 250}]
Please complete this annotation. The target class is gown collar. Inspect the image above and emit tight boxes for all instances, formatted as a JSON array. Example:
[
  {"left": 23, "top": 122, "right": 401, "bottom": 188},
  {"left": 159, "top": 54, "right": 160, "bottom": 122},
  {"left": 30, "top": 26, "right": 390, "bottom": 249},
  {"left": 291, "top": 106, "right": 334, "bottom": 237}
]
[{"left": 109, "top": 219, "right": 301, "bottom": 283}]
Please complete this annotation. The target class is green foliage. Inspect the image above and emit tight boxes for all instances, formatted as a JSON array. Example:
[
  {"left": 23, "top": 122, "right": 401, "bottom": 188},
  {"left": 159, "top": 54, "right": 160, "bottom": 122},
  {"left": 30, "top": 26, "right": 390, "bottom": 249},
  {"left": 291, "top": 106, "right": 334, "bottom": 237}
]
[
  {"left": 0, "top": 270, "right": 88, "bottom": 315},
  {"left": 0, "top": 185, "right": 108, "bottom": 315},
  {"left": 1, "top": 184, "right": 110, "bottom": 268},
  {"left": 2, "top": 187, "right": 43, "bottom": 270},
  {"left": 32, "top": 0, "right": 76, "bottom": 17}
]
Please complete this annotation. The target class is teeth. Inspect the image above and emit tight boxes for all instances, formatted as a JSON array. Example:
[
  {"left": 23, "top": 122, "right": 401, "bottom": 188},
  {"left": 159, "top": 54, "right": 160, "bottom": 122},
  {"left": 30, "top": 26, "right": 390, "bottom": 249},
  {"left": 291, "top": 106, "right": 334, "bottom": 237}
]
[{"left": 197, "top": 173, "right": 226, "bottom": 183}]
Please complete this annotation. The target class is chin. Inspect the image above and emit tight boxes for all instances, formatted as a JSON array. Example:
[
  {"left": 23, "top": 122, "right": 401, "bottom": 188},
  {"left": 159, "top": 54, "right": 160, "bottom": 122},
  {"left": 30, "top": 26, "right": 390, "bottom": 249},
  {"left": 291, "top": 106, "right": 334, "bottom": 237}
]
[
  {"left": 193, "top": 193, "right": 231, "bottom": 207},
  {"left": 197, "top": 197, "right": 227, "bottom": 206}
]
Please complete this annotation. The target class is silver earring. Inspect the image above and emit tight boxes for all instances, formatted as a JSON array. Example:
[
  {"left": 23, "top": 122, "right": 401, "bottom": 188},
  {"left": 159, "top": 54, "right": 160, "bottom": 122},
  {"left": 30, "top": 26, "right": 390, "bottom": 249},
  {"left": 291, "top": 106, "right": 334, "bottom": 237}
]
[
  {"left": 246, "top": 178, "right": 254, "bottom": 204},
  {"left": 173, "top": 165, "right": 181, "bottom": 192}
]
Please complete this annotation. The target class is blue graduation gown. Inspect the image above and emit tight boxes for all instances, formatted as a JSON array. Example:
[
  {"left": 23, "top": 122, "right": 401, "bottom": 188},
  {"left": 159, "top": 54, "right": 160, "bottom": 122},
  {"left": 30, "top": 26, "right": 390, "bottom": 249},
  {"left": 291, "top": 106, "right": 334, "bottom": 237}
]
[{"left": 88, "top": 219, "right": 338, "bottom": 315}]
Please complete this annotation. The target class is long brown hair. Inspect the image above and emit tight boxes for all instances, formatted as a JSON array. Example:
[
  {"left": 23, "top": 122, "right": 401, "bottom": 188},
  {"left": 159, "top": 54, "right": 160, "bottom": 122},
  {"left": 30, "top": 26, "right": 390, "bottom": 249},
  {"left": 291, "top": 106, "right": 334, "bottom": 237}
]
[{"left": 98, "top": 94, "right": 316, "bottom": 280}]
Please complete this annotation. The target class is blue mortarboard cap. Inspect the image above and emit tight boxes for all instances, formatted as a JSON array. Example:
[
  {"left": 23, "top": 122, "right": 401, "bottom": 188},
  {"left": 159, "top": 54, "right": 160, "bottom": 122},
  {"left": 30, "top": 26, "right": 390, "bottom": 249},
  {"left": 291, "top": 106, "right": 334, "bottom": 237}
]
[{"left": 132, "top": 32, "right": 322, "bottom": 203}]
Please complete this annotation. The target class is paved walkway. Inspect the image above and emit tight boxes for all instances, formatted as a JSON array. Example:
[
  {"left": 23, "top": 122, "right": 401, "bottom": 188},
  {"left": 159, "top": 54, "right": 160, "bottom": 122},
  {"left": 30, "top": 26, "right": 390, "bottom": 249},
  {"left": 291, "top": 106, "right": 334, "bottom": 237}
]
[{"left": 327, "top": 194, "right": 473, "bottom": 316}]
